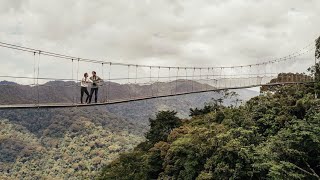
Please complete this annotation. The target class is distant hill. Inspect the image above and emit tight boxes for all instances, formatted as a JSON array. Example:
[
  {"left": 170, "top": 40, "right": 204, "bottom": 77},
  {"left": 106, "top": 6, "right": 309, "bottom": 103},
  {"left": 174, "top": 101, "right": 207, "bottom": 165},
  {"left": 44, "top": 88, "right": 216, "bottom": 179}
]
[
  {"left": 0, "top": 80, "right": 258, "bottom": 105},
  {"left": 0, "top": 81, "right": 17, "bottom": 85}
]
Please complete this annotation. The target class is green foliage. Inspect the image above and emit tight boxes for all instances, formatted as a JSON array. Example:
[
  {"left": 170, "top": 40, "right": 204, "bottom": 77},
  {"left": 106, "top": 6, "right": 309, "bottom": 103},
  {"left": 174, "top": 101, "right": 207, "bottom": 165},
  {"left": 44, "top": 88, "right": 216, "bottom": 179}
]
[
  {"left": 308, "top": 62, "right": 320, "bottom": 97},
  {"left": 316, "top": 36, "right": 320, "bottom": 60},
  {"left": 98, "top": 111, "right": 182, "bottom": 180},
  {"left": 99, "top": 83, "right": 320, "bottom": 180},
  {"left": 98, "top": 151, "right": 148, "bottom": 180},
  {"left": 190, "top": 105, "right": 216, "bottom": 117},
  {"left": 189, "top": 90, "right": 241, "bottom": 117},
  {"left": 0, "top": 108, "right": 144, "bottom": 180},
  {"left": 254, "top": 117, "right": 320, "bottom": 179},
  {"left": 146, "top": 111, "right": 182, "bottom": 145},
  {"left": 310, "top": 35, "right": 320, "bottom": 96}
]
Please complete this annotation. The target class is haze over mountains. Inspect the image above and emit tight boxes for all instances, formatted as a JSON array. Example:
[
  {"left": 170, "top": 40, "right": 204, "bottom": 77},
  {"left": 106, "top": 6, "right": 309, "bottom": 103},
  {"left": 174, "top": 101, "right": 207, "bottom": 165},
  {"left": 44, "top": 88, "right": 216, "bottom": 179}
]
[
  {"left": 0, "top": 80, "right": 258, "bottom": 124},
  {"left": 0, "top": 80, "right": 257, "bottom": 105}
]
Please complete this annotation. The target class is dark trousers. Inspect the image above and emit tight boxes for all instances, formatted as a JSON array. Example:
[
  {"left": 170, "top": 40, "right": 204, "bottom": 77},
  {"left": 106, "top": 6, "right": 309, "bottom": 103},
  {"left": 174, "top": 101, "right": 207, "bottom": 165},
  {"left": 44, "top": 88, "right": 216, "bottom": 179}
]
[
  {"left": 89, "top": 88, "right": 99, "bottom": 103},
  {"left": 81, "top": 87, "right": 90, "bottom": 104}
]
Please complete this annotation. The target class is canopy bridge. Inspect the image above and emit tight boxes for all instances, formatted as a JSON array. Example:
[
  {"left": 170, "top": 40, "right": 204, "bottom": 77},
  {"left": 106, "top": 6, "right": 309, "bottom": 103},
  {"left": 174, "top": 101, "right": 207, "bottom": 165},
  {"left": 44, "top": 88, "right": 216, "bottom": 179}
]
[{"left": 0, "top": 40, "right": 317, "bottom": 109}]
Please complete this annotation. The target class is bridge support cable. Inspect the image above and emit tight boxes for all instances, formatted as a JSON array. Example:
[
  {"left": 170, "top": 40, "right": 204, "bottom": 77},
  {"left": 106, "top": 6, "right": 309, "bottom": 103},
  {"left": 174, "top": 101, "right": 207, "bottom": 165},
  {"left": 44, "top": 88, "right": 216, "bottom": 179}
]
[
  {"left": 135, "top": 65, "right": 138, "bottom": 84},
  {"left": 184, "top": 68, "right": 187, "bottom": 93},
  {"left": 213, "top": 68, "right": 217, "bottom": 89},
  {"left": 218, "top": 68, "right": 222, "bottom": 89},
  {"left": 206, "top": 68, "right": 209, "bottom": 91},
  {"left": 192, "top": 68, "right": 195, "bottom": 92},
  {"left": 230, "top": 67, "right": 234, "bottom": 88},
  {"left": 256, "top": 64, "right": 260, "bottom": 85},
  {"left": 169, "top": 68, "right": 172, "bottom": 95},
  {"left": 150, "top": 66, "right": 153, "bottom": 97},
  {"left": 71, "top": 59, "right": 75, "bottom": 104},
  {"left": 0, "top": 40, "right": 315, "bottom": 69},
  {"left": 224, "top": 67, "right": 227, "bottom": 88},
  {"left": 36, "top": 51, "right": 41, "bottom": 106},
  {"left": 249, "top": 65, "right": 253, "bottom": 86},
  {"left": 199, "top": 68, "right": 203, "bottom": 91},
  {"left": 75, "top": 59, "right": 81, "bottom": 101},
  {"left": 240, "top": 67, "right": 244, "bottom": 88},
  {"left": 175, "top": 67, "right": 179, "bottom": 95},
  {"left": 101, "top": 63, "right": 106, "bottom": 103},
  {"left": 33, "top": 52, "right": 37, "bottom": 105},
  {"left": 157, "top": 67, "right": 161, "bottom": 96},
  {"left": 107, "top": 63, "right": 112, "bottom": 102},
  {"left": 210, "top": 68, "right": 214, "bottom": 90},
  {"left": 127, "top": 65, "right": 132, "bottom": 101},
  {"left": 238, "top": 66, "right": 242, "bottom": 87},
  {"left": 264, "top": 63, "right": 268, "bottom": 84}
]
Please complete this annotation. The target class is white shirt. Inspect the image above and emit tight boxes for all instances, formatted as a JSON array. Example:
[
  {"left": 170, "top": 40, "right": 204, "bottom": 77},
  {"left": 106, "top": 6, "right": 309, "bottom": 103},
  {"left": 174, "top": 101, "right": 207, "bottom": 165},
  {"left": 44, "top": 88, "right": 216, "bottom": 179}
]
[{"left": 81, "top": 77, "right": 91, "bottom": 87}]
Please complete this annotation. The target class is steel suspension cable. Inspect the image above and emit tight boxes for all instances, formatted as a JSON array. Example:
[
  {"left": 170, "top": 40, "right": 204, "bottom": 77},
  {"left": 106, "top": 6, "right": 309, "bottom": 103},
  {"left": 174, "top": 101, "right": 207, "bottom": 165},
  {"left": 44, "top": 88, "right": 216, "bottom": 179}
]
[
  {"left": 150, "top": 66, "right": 153, "bottom": 97},
  {"left": 212, "top": 68, "right": 217, "bottom": 89},
  {"left": 71, "top": 59, "right": 75, "bottom": 104},
  {"left": 176, "top": 68, "right": 179, "bottom": 94},
  {"left": 128, "top": 65, "right": 132, "bottom": 100},
  {"left": 249, "top": 65, "right": 252, "bottom": 86},
  {"left": 169, "top": 68, "right": 172, "bottom": 95},
  {"left": 185, "top": 68, "right": 188, "bottom": 93},
  {"left": 0, "top": 40, "right": 316, "bottom": 70},
  {"left": 239, "top": 66, "right": 243, "bottom": 87},
  {"left": 206, "top": 68, "right": 209, "bottom": 91},
  {"left": 107, "top": 63, "right": 112, "bottom": 102},
  {"left": 76, "top": 59, "right": 80, "bottom": 103},
  {"left": 199, "top": 68, "right": 202, "bottom": 91},
  {"left": 135, "top": 65, "right": 138, "bottom": 84},
  {"left": 157, "top": 67, "right": 160, "bottom": 96},
  {"left": 33, "top": 52, "right": 36, "bottom": 105},
  {"left": 192, "top": 68, "right": 195, "bottom": 92},
  {"left": 36, "top": 51, "right": 41, "bottom": 105},
  {"left": 101, "top": 63, "right": 106, "bottom": 102}
]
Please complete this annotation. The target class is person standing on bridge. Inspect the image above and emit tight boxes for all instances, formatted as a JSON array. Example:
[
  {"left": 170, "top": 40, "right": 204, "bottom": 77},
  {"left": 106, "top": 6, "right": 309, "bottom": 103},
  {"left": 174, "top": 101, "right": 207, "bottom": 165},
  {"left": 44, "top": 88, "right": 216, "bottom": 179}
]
[
  {"left": 81, "top": 73, "right": 91, "bottom": 104},
  {"left": 88, "top": 71, "right": 103, "bottom": 104}
]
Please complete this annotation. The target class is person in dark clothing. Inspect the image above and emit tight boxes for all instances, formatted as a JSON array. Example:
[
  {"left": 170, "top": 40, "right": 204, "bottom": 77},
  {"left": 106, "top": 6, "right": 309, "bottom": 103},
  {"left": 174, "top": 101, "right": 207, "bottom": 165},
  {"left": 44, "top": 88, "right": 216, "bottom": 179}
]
[
  {"left": 88, "top": 71, "right": 102, "bottom": 103},
  {"left": 80, "top": 73, "right": 91, "bottom": 104}
]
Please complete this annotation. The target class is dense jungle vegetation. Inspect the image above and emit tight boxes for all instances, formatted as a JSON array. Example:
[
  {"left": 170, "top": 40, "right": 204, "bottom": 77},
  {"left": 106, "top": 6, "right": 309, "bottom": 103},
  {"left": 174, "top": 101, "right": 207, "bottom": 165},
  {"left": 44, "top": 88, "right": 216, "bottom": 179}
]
[
  {"left": 99, "top": 63, "right": 320, "bottom": 179},
  {"left": 0, "top": 108, "right": 144, "bottom": 179}
]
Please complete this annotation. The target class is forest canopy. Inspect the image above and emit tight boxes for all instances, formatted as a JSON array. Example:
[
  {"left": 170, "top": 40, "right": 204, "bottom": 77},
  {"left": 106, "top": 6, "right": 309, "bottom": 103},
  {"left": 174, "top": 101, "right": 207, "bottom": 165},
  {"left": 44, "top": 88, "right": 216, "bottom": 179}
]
[{"left": 98, "top": 63, "right": 320, "bottom": 180}]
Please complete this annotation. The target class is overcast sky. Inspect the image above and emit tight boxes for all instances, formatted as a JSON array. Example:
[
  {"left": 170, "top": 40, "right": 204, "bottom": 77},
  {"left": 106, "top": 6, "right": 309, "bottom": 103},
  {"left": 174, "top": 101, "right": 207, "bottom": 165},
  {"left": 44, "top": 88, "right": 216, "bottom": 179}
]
[{"left": 0, "top": 0, "right": 319, "bottom": 83}]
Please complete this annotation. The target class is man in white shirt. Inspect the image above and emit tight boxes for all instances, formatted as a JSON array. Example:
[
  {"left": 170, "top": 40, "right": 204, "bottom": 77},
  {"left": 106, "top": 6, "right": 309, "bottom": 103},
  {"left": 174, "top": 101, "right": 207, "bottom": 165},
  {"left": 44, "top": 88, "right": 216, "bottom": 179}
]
[
  {"left": 88, "top": 71, "right": 103, "bottom": 104},
  {"left": 81, "top": 73, "right": 91, "bottom": 104}
]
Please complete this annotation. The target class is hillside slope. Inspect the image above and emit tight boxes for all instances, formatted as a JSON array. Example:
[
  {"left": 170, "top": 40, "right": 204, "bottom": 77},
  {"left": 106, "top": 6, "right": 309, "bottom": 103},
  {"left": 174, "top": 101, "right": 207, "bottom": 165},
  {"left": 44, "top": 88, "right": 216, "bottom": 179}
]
[
  {"left": 99, "top": 83, "right": 320, "bottom": 180},
  {"left": 0, "top": 108, "right": 144, "bottom": 179}
]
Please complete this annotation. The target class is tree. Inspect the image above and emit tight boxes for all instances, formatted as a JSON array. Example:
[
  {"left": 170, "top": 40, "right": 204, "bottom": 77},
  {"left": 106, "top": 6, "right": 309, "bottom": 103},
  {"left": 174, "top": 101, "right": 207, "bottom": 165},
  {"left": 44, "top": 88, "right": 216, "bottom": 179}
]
[
  {"left": 189, "top": 105, "right": 216, "bottom": 117},
  {"left": 146, "top": 111, "right": 182, "bottom": 145},
  {"left": 316, "top": 36, "right": 320, "bottom": 60},
  {"left": 98, "top": 152, "right": 148, "bottom": 180},
  {"left": 308, "top": 62, "right": 320, "bottom": 97},
  {"left": 315, "top": 36, "right": 320, "bottom": 98},
  {"left": 254, "top": 118, "right": 320, "bottom": 179}
]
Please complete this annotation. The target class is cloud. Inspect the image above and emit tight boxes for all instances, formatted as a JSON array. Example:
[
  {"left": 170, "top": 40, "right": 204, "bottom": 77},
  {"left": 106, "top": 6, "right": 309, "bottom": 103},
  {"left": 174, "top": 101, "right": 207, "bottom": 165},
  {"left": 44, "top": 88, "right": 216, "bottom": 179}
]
[{"left": 0, "top": 0, "right": 319, "bottom": 84}]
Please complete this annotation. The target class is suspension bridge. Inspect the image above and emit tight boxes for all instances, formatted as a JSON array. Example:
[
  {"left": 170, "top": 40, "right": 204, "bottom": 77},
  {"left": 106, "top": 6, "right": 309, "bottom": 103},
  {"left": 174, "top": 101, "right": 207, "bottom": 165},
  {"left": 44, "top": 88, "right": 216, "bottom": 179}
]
[{"left": 0, "top": 40, "right": 317, "bottom": 109}]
